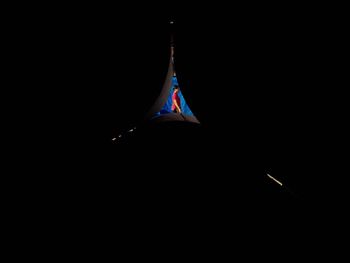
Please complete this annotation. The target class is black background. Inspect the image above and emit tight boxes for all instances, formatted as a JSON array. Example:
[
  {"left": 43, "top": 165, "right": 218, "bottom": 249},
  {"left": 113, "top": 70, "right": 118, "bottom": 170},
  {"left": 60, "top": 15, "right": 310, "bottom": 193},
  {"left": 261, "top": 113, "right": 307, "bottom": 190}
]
[{"left": 6, "top": 3, "right": 348, "bottom": 246}]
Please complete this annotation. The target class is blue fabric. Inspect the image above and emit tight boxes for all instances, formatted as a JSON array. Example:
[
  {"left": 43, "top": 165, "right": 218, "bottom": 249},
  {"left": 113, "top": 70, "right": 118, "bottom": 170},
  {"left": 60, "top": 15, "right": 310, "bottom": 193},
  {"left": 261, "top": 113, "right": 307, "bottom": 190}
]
[{"left": 157, "top": 76, "right": 194, "bottom": 116}]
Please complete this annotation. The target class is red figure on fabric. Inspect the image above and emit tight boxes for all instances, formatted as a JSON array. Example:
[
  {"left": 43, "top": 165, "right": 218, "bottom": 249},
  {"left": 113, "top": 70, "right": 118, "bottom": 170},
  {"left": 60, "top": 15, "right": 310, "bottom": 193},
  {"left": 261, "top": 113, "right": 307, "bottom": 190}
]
[{"left": 171, "top": 85, "right": 182, "bottom": 113}]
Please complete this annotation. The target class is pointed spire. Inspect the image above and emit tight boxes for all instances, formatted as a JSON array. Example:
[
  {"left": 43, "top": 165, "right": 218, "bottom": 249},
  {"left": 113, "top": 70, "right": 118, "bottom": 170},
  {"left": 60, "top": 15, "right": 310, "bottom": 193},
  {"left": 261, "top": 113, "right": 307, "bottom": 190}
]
[
  {"left": 170, "top": 20, "right": 175, "bottom": 68},
  {"left": 144, "top": 20, "right": 200, "bottom": 124}
]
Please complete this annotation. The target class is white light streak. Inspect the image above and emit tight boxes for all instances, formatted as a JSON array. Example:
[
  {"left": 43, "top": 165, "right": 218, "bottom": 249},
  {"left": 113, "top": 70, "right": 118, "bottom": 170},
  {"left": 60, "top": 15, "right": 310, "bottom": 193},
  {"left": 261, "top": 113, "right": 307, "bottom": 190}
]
[{"left": 267, "top": 173, "right": 283, "bottom": 186}]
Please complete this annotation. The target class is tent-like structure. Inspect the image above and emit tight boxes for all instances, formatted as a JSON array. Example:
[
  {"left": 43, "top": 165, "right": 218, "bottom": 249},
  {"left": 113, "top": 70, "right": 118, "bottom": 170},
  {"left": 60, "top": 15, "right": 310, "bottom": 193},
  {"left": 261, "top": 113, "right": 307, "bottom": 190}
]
[
  {"left": 112, "top": 24, "right": 199, "bottom": 144},
  {"left": 144, "top": 35, "right": 200, "bottom": 124}
]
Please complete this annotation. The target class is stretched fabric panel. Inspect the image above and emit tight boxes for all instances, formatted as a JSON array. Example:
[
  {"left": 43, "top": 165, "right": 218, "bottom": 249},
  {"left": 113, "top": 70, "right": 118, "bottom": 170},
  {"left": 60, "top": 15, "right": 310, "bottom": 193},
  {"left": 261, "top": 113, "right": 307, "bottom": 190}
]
[
  {"left": 144, "top": 45, "right": 199, "bottom": 124},
  {"left": 145, "top": 58, "right": 174, "bottom": 120},
  {"left": 149, "top": 113, "right": 200, "bottom": 124},
  {"left": 159, "top": 76, "right": 194, "bottom": 116}
]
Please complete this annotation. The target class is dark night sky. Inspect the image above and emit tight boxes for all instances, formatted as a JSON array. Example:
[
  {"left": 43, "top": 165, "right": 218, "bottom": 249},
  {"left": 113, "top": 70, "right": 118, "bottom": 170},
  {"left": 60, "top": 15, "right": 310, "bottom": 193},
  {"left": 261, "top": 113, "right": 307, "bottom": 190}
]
[
  {"left": 102, "top": 9, "right": 325, "bottom": 200},
  {"left": 11, "top": 3, "right": 347, "bottom": 226}
]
